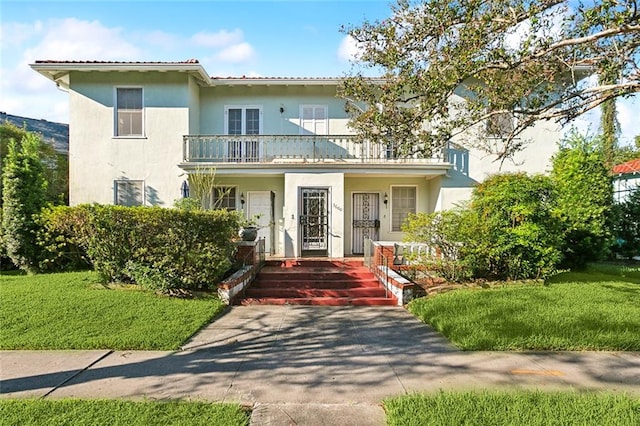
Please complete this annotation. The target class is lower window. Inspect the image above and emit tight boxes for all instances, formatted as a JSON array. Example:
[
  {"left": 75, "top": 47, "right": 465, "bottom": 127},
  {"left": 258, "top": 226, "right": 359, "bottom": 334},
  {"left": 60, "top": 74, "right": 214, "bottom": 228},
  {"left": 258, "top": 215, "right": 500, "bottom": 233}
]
[
  {"left": 211, "top": 186, "right": 237, "bottom": 210},
  {"left": 391, "top": 186, "right": 416, "bottom": 232},
  {"left": 114, "top": 180, "right": 144, "bottom": 206}
]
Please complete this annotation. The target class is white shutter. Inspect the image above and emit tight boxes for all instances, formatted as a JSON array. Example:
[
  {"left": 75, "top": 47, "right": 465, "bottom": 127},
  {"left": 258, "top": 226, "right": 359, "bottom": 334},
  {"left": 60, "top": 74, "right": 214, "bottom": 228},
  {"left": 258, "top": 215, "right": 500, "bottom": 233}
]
[
  {"left": 314, "top": 106, "right": 327, "bottom": 135},
  {"left": 301, "top": 106, "right": 315, "bottom": 135},
  {"left": 300, "top": 105, "right": 328, "bottom": 135}
]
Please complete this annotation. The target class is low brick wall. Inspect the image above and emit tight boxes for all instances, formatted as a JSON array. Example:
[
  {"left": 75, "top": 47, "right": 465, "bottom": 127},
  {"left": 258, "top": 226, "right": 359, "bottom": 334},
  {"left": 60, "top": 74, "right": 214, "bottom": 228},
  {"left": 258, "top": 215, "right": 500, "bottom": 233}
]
[
  {"left": 369, "top": 242, "right": 416, "bottom": 305},
  {"left": 218, "top": 265, "right": 255, "bottom": 304},
  {"left": 217, "top": 240, "right": 264, "bottom": 304}
]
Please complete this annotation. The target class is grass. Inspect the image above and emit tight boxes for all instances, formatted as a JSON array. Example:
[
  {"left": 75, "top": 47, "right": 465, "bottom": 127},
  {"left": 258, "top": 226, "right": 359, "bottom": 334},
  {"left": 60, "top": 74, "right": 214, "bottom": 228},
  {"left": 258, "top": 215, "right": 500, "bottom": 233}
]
[
  {"left": 0, "top": 271, "right": 226, "bottom": 350},
  {"left": 0, "top": 399, "right": 250, "bottom": 426},
  {"left": 384, "top": 391, "right": 640, "bottom": 426},
  {"left": 407, "top": 263, "right": 640, "bottom": 351}
]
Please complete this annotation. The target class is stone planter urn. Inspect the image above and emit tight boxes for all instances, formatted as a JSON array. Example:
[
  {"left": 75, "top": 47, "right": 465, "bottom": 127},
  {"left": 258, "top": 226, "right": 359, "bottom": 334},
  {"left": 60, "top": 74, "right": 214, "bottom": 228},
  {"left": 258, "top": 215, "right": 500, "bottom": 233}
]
[{"left": 239, "top": 226, "right": 258, "bottom": 241}]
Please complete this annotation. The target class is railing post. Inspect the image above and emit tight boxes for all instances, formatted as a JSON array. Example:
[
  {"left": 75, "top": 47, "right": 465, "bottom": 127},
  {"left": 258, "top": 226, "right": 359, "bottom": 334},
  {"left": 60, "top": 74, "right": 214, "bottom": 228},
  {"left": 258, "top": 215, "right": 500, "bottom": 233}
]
[
  {"left": 384, "top": 255, "right": 389, "bottom": 299},
  {"left": 313, "top": 138, "right": 317, "bottom": 162},
  {"left": 183, "top": 136, "right": 187, "bottom": 162}
]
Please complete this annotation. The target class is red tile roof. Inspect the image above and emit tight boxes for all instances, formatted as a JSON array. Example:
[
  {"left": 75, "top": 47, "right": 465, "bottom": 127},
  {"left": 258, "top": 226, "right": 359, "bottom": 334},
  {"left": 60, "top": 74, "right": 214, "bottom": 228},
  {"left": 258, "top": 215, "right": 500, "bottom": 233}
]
[
  {"left": 613, "top": 158, "right": 640, "bottom": 174},
  {"left": 211, "top": 76, "right": 339, "bottom": 80},
  {"left": 32, "top": 60, "right": 340, "bottom": 81}
]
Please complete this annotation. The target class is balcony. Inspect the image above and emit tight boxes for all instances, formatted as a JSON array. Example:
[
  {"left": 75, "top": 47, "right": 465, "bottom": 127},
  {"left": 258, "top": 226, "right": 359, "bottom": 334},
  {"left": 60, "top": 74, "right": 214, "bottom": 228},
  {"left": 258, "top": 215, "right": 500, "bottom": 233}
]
[{"left": 183, "top": 134, "right": 451, "bottom": 165}]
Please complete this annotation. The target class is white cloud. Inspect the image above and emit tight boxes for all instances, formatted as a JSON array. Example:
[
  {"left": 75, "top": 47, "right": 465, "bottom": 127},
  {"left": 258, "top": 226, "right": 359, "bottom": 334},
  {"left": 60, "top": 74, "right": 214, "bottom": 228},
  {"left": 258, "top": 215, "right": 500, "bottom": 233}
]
[
  {"left": 617, "top": 96, "right": 640, "bottom": 146},
  {"left": 1, "top": 18, "right": 143, "bottom": 122},
  {"left": 0, "top": 21, "right": 43, "bottom": 48},
  {"left": 191, "top": 29, "right": 243, "bottom": 48},
  {"left": 503, "top": 4, "right": 567, "bottom": 51},
  {"left": 24, "top": 18, "right": 141, "bottom": 61},
  {"left": 1, "top": 17, "right": 262, "bottom": 121},
  {"left": 337, "top": 35, "right": 360, "bottom": 62},
  {"left": 215, "top": 42, "right": 255, "bottom": 63}
]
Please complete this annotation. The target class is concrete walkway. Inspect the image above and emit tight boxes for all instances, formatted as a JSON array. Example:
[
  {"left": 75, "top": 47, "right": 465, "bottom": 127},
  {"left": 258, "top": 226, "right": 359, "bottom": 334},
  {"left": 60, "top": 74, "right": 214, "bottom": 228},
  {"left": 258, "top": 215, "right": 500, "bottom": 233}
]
[{"left": 2, "top": 305, "right": 639, "bottom": 425}]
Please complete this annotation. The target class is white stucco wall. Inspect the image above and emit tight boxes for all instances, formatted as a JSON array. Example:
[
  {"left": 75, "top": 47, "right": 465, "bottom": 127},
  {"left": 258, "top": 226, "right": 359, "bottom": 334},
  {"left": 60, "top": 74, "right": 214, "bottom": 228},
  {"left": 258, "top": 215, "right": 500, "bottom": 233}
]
[
  {"left": 68, "top": 72, "right": 192, "bottom": 206},
  {"left": 283, "top": 172, "right": 345, "bottom": 258},
  {"left": 344, "top": 176, "right": 434, "bottom": 254},
  {"left": 463, "top": 120, "right": 561, "bottom": 183},
  {"left": 198, "top": 85, "right": 350, "bottom": 135}
]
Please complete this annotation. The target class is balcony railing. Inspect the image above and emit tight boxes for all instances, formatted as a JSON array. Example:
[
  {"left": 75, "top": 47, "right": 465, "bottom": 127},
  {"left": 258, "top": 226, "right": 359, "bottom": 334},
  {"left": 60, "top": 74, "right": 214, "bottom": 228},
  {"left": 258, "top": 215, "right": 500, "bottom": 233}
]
[{"left": 183, "top": 134, "right": 450, "bottom": 165}]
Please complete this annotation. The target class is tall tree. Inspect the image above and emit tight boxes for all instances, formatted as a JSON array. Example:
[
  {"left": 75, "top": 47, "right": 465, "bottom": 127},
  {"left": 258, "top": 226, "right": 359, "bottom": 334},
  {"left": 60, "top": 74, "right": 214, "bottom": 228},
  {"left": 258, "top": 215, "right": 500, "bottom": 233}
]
[
  {"left": 1, "top": 122, "right": 68, "bottom": 205},
  {"left": 550, "top": 131, "right": 613, "bottom": 268},
  {"left": 2, "top": 133, "right": 47, "bottom": 273},
  {"left": 599, "top": 58, "right": 622, "bottom": 167},
  {"left": 340, "top": 0, "right": 640, "bottom": 163}
]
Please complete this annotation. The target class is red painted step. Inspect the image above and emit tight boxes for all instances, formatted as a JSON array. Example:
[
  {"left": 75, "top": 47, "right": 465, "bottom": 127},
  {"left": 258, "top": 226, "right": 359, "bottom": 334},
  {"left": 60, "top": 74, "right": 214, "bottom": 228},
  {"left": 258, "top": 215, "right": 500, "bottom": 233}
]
[
  {"left": 241, "top": 297, "right": 397, "bottom": 306},
  {"left": 250, "top": 279, "right": 381, "bottom": 289},
  {"left": 239, "top": 259, "right": 397, "bottom": 306},
  {"left": 245, "top": 287, "right": 388, "bottom": 299}
]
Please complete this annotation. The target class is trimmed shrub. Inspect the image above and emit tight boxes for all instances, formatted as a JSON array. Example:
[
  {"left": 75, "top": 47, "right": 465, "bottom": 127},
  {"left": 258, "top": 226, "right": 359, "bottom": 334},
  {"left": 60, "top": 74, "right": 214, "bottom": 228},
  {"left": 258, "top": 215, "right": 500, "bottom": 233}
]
[
  {"left": 41, "top": 205, "right": 240, "bottom": 290},
  {"left": 37, "top": 205, "right": 90, "bottom": 272},
  {"left": 465, "top": 173, "right": 562, "bottom": 280},
  {"left": 402, "top": 209, "right": 473, "bottom": 281}
]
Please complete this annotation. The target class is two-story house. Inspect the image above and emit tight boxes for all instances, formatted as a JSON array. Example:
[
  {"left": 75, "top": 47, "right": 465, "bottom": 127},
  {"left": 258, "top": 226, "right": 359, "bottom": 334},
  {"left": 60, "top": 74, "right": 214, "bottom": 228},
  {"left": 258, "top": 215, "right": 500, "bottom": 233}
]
[{"left": 31, "top": 59, "right": 560, "bottom": 259}]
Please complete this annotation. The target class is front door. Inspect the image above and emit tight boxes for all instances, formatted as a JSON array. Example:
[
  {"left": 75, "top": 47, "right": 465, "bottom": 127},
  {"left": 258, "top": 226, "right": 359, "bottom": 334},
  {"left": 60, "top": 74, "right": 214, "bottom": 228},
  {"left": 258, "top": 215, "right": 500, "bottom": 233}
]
[
  {"left": 299, "top": 188, "right": 329, "bottom": 257},
  {"left": 247, "top": 191, "right": 273, "bottom": 254},
  {"left": 352, "top": 193, "right": 380, "bottom": 255}
]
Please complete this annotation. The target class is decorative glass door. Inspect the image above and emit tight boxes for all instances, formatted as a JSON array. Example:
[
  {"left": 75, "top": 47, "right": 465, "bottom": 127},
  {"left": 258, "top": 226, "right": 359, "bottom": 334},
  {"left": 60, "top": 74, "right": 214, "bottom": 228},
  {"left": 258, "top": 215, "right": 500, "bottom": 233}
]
[
  {"left": 300, "top": 188, "right": 329, "bottom": 257},
  {"left": 226, "top": 107, "right": 260, "bottom": 162},
  {"left": 352, "top": 193, "right": 380, "bottom": 255}
]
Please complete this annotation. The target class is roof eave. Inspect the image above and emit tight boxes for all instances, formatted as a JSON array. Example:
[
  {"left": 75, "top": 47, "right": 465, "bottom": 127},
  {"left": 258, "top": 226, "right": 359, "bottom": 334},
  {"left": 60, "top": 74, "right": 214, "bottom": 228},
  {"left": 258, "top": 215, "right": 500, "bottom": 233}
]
[
  {"left": 210, "top": 78, "right": 343, "bottom": 86},
  {"left": 30, "top": 62, "right": 212, "bottom": 87}
]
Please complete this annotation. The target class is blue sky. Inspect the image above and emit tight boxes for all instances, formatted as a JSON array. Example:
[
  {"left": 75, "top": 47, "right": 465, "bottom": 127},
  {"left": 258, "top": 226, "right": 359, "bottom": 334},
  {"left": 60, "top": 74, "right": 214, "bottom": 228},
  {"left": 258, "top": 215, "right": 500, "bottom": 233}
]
[{"left": 1, "top": 0, "right": 638, "bottom": 145}]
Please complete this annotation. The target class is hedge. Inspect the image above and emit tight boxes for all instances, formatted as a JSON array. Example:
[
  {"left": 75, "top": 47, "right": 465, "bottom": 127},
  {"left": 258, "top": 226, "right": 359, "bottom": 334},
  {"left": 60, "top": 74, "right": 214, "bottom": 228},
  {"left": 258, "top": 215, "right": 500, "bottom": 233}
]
[{"left": 39, "top": 205, "right": 240, "bottom": 290}]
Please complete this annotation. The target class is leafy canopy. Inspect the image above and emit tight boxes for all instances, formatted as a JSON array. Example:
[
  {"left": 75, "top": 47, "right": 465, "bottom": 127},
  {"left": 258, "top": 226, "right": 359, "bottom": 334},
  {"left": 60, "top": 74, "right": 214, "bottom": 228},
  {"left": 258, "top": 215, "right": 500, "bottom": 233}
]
[{"left": 340, "top": 0, "right": 640, "bottom": 162}]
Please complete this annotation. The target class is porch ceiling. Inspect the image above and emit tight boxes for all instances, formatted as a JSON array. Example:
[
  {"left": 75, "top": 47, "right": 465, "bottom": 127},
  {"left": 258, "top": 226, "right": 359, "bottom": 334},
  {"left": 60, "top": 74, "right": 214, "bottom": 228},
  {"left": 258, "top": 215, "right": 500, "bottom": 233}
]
[{"left": 178, "top": 161, "right": 451, "bottom": 178}]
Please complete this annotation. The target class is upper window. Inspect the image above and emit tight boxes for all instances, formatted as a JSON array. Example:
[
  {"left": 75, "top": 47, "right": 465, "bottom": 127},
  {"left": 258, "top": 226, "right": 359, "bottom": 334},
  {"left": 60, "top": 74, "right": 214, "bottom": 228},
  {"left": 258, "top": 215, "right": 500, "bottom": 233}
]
[
  {"left": 114, "top": 180, "right": 144, "bottom": 206},
  {"left": 116, "top": 88, "right": 143, "bottom": 137},
  {"left": 391, "top": 186, "right": 416, "bottom": 232},
  {"left": 300, "top": 105, "right": 328, "bottom": 135},
  {"left": 225, "top": 106, "right": 261, "bottom": 135},
  {"left": 225, "top": 106, "right": 261, "bottom": 162},
  {"left": 486, "top": 111, "right": 515, "bottom": 138}
]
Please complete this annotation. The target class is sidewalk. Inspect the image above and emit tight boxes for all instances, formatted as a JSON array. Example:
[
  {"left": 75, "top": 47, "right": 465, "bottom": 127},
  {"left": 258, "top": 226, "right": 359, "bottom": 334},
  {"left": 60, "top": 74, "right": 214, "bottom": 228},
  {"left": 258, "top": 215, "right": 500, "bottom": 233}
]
[{"left": 2, "top": 305, "right": 639, "bottom": 424}]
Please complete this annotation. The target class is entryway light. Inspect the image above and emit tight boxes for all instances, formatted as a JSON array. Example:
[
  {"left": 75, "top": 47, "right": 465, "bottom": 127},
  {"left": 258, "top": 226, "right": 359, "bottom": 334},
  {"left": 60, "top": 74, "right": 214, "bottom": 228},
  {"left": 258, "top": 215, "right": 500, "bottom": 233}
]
[
  {"left": 383, "top": 192, "right": 388, "bottom": 206},
  {"left": 240, "top": 193, "right": 245, "bottom": 205}
]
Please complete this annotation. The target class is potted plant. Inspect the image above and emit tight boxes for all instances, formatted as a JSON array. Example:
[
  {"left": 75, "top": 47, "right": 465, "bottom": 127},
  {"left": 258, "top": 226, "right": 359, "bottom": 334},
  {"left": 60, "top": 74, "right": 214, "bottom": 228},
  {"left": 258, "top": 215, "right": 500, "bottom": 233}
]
[{"left": 238, "top": 213, "right": 262, "bottom": 241}]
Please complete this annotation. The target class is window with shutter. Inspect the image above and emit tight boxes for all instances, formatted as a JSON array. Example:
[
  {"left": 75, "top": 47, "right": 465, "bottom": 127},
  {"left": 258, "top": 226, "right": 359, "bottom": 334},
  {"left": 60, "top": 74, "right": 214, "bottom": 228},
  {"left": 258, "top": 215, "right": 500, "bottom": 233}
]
[{"left": 300, "top": 105, "right": 328, "bottom": 135}]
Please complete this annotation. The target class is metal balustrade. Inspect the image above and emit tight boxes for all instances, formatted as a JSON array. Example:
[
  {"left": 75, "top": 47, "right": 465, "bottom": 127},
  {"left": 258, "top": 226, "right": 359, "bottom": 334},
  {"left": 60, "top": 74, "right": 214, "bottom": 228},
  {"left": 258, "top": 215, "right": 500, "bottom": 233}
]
[{"left": 183, "top": 134, "right": 451, "bottom": 164}]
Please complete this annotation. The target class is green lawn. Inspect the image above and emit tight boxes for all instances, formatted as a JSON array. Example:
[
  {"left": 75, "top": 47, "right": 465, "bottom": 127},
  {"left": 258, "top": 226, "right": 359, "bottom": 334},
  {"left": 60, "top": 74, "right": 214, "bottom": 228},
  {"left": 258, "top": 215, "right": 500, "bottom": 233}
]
[
  {"left": 0, "top": 399, "right": 249, "bottom": 426},
  {"left": 407, "top": 264, "right": 640, "bottom": 351},
  {"left": 0, "top": 271, "right": 226, "bottom": 350},
  {"left": 384, "top": 391, "right": 640, "bottom": 426}
]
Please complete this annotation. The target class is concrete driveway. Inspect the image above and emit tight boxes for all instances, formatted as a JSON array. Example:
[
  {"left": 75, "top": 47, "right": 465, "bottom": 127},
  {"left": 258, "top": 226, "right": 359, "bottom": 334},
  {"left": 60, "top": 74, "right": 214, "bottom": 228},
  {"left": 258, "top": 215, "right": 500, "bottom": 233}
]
[{"left": 2, "top": 305, "right": 639, "bottom": 424}]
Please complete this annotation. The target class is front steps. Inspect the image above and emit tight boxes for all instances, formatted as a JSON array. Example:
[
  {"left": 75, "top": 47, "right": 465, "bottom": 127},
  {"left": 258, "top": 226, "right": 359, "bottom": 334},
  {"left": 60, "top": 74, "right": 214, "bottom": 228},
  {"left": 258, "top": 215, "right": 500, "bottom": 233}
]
[{"left": 240, "top": 259, "right": 397, "bottom": 306}]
